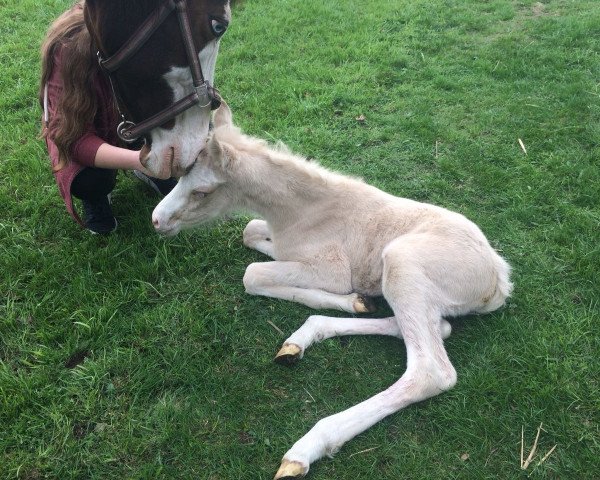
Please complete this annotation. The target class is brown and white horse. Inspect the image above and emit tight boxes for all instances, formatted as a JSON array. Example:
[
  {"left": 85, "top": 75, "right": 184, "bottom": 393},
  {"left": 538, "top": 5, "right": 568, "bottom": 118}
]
[{"left": 84, "top": 0, "right": 231, "bottom": 177}]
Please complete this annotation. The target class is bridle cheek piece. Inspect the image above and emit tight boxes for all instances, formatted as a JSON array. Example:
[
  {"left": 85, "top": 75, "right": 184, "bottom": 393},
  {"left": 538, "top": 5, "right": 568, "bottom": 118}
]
[{"left": 97, "top": 0, "right": 221, "bottom": 144}]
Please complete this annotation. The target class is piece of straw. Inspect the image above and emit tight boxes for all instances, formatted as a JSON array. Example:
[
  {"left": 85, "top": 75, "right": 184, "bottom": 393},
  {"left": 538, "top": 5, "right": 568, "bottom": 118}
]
[
  {"left": 518, "top": 138, "right": 527, "bottom": 155},
  {"left": 267, "top": 320, "right": 284, "bottom": 336},
  {"left": 522, "top": 423, "right": 543, "bottom": 469}
]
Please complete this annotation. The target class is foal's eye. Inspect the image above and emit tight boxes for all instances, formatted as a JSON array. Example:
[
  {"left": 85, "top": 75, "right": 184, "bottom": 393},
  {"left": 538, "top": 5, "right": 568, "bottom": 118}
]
[
  {"left": 192, "top": 190, "right": 207, "bottom": 199},
  {"left": 210, "top": 19, "right": 228, "bottom": 37}
]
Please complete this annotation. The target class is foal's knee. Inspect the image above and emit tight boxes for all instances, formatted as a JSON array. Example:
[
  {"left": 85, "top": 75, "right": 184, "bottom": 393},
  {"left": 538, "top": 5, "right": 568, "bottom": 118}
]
[
  {"left": 405, "top": 362, "right": 457, "bottom": 402},
  {"left": 438, "top": 363, "right": 457, "bottom": 391},
  {"left": 440, "top": 319, "right": 452, "bottom": 339},
  {"left": 243, "top": 263, "right": 266, "bottom": 294},
  {"left": 420, "top": 364, "right": 456, "bottom": 398},
  {"left": 385, "top": 362, "right": 457, "bottom": 410},
  {"left": 243, "top": 219, "right": 269, "bottom": 247}
]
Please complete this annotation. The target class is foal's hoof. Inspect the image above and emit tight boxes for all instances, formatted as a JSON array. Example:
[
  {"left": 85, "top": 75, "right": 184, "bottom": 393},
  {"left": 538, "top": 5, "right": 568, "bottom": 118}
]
[
  {"left": 274, "top": 459, "right": 307, "bottom": 479},
  {"left": 274, "top": 343, "right": 302, "bottom": 365},
  {"left": 353, "top": 294, "right": 376, "bottom": 313}
]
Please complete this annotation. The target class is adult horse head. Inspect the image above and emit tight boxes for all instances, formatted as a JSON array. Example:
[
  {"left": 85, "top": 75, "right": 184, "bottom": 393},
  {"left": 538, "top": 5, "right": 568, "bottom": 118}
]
[{"left": 84, "top": 0, "right": 231, "bottom": 177}]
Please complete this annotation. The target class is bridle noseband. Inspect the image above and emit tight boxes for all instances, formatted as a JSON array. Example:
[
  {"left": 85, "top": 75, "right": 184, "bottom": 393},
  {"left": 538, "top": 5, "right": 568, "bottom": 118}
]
[{"left": 96, "top": 0, "right": 221, "bottom": 143}]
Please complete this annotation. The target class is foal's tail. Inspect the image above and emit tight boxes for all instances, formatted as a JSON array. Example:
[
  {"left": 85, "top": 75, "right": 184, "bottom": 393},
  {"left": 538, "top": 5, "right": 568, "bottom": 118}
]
[{"left": 480, "top": 252, "right": 513, "bottom": 313}]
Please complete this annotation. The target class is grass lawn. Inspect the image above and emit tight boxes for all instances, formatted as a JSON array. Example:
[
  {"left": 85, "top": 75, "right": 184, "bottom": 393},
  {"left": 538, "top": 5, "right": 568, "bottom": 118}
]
[{"left": 1, "top": 0, "right": 599, "bottom": 478}]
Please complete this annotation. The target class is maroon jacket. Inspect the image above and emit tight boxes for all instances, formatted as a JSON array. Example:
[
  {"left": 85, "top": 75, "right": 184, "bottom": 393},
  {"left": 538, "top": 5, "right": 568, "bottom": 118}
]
[{"left": 44, "top": 47, "right": 119, "bottom": 226}]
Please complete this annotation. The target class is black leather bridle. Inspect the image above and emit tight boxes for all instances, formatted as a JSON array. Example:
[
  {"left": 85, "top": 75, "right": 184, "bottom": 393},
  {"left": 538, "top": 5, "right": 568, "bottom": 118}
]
[{"left": 96, "top": 0, "right": 221, "bottom": 143}]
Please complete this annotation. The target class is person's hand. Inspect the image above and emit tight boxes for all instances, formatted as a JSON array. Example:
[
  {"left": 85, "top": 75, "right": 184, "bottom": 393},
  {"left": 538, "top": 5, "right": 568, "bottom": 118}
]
[{"left": 95, "top": 143, "right": 172, "bottom": 178}]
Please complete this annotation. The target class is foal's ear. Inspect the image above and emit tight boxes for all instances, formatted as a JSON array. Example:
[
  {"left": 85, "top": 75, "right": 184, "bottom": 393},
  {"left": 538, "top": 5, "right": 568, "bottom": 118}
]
[
  {"left": 213, "top": 101, "right": 233, "bottom": 129},
  {"left": 207, "top": 134, "right": 234, "bottom": 170},
  {"left": 207, "top": 133, "right": 222, "bottom": 162}
]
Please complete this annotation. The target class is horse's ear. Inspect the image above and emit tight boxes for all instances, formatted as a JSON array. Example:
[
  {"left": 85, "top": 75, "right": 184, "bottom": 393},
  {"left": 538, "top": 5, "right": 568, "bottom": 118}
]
[{"left": 213, "top": 101, "right": 233, "bottom": 129}]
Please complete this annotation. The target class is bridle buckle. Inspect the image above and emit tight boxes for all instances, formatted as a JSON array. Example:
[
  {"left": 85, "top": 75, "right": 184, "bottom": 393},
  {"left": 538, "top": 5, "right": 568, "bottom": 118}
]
[
  {"left": 194, "top": 82, "right": 211, "bottom": 108},
  {"left": 117, "top": 120, "right": 139, "bottom": 143}
]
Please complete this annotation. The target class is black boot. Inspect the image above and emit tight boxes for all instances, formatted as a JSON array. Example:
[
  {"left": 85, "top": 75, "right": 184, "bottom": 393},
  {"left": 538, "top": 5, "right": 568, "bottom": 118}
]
[{"left": 82, "top": 195, "right": 117, "bottom": 234}]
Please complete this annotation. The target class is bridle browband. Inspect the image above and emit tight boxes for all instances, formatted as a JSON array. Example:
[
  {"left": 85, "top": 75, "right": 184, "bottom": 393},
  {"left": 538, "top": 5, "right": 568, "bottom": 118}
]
[{"left": 96, "top": 0, "right": 221, "bottom": 143}]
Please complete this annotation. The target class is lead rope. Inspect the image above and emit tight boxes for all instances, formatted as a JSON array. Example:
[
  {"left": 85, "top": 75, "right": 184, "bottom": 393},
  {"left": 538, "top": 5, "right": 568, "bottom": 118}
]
[{"left": 97, "top": 51, "right": 136, "bottom": 142}]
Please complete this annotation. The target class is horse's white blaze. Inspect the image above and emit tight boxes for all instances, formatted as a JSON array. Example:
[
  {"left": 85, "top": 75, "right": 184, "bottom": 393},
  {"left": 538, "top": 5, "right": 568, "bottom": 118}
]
[{"left": 145, "top": 39, "right": 221, "bottom": 176}]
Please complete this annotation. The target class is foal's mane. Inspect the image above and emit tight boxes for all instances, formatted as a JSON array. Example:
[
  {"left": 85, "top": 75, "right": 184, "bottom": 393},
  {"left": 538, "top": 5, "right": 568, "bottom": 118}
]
[{"left": 214, "top": 126, "right": 365, "bottom": 191}]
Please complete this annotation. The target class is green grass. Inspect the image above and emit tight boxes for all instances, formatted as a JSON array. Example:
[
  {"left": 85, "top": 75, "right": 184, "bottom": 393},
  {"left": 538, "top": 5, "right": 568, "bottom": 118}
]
[{"left": 1, "top": 0, "right": 599, "bottom": 478}]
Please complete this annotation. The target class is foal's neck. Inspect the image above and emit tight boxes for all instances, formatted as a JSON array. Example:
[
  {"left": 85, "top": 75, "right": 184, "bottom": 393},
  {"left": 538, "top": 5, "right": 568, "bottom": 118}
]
[{"left": 232, "top": 147, "right": 331, "bottom": 228}]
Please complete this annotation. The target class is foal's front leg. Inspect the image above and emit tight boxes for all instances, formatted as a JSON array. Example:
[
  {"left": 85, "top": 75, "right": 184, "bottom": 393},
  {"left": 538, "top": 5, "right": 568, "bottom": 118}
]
[
  {"left": 243, "top": 261, "right": 374, "bottom": 313},
  {"left": 243, "top": 219, "right": 274, "bottom": 258}
]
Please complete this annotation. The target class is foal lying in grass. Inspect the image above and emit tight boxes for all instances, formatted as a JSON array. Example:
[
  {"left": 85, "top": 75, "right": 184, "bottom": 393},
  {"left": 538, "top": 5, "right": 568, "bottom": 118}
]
[{"left": 152, "top": 103, "right": 513, "bottom": 479}]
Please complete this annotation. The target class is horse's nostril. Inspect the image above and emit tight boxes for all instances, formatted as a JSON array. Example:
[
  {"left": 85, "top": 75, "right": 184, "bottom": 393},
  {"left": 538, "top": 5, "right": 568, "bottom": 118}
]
[
  {"left": 140, "top": 144, "right": 151, "bottom": 167},
  {"left": 152, "top": 217, "right": 160, "bottom": 229}
]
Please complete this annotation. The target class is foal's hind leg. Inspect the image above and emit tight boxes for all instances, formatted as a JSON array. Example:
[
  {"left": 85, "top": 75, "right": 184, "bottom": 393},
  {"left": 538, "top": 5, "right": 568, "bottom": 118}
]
[
  {"left": 274, "top": 310, "right": 456, "bottom": 478},
  {"left": 274, "top": 240, "right": 457, "bottom": 479},
  {"left": 275, "top": 316, "right": 400, "bottom": 364},
  {"left": 274, "top": 315, "right": 452, "bottom": 364}
]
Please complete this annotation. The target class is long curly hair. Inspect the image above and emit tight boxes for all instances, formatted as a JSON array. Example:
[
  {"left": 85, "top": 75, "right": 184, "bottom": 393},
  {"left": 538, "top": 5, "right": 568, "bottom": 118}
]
[{"left": 39, "top": 1, "right": 103, "bottom": 171}]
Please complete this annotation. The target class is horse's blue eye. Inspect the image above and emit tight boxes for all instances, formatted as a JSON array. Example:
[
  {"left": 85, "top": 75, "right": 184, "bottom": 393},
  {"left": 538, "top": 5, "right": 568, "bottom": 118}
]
[{"left": 211, "top": 19, "right": 227, "bottom": 37}]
